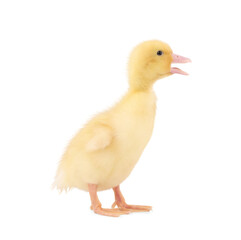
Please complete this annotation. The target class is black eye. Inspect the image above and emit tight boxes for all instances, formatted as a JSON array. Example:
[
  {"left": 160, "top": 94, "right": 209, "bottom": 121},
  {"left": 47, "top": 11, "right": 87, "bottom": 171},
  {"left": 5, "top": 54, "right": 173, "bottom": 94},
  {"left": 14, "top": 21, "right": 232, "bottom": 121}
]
[{"left": 157, "top": 50, "right": 163, "bottom": 56}]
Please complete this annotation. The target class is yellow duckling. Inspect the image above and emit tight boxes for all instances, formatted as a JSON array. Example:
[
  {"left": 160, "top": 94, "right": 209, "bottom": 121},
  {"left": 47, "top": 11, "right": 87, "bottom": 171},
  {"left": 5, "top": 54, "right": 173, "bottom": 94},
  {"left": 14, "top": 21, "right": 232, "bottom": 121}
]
[{"left": 53, "top": 40, "right": 191, "bottom": 217}]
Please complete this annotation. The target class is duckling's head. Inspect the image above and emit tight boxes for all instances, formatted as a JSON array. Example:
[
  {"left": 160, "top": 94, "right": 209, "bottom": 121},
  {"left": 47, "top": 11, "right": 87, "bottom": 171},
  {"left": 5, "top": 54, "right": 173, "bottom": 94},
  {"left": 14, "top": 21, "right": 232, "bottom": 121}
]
[{"left": 128, "top": 40, "right": 191, "bottom": 91}]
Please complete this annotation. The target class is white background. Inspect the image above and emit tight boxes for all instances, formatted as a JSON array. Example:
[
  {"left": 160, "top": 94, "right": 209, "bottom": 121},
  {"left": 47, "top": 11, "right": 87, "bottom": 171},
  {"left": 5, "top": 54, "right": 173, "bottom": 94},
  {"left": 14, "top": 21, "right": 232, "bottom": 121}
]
[{"left": 0, "top": 0, "right": 240, "bottom": 239}]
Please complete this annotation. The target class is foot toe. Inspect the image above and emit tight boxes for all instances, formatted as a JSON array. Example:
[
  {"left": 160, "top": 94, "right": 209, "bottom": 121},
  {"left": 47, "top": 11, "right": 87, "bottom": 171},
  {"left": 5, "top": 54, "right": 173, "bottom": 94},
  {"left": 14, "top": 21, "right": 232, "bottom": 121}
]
[
  {"left": 93, "top": 207, "right": 130, "bottom": 217},
  {"left": 117, "top": 204, "right": 152, "bottom": 212}
]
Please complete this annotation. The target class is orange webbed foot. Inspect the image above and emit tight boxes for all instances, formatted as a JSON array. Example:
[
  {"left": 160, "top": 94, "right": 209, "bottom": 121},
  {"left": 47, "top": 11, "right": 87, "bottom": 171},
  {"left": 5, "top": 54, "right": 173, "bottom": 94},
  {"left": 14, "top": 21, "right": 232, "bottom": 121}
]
[
  {"left": 112, "top": 185, "right": 152, "bottom": 213},
  {"left": 91, "top": 205, "right": 130, "bottom": 217},
  {"left": 88, "top": 183, "right": 130, "bottom": 217},
  {"left": 112, "top": 201, "right": 152, "bottom": 212}
]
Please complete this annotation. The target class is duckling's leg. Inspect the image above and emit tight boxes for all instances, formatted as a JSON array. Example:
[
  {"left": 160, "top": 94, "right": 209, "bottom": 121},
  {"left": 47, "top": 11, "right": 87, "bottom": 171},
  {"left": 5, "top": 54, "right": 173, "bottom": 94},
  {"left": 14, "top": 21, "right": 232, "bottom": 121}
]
[
  {"left": 112, "top": 185, "right": 152, "bottom": 212},
  {"left": 88, "top": 184, "right": 130, "bottom": 217}
]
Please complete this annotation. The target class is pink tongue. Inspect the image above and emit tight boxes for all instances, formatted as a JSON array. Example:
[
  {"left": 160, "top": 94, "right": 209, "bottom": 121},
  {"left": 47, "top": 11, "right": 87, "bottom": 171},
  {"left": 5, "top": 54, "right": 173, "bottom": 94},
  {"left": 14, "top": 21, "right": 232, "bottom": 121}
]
[{"left": 170, "top": 67, "right": 188, "bottom": 75}]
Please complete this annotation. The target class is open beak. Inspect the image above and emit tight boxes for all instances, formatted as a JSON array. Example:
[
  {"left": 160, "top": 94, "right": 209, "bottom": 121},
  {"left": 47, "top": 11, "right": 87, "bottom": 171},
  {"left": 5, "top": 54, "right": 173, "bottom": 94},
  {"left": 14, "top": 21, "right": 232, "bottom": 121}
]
[{"left": 171, "top": 54, "right": 191, "bottom": 75}]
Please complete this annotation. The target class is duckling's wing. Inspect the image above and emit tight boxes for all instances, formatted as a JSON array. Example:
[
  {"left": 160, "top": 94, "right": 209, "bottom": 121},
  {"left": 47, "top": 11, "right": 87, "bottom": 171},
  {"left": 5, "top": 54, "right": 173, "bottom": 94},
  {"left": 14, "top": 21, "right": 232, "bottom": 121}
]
[{"left": 85, "top": 124, "right": 113, "bottom": 152}]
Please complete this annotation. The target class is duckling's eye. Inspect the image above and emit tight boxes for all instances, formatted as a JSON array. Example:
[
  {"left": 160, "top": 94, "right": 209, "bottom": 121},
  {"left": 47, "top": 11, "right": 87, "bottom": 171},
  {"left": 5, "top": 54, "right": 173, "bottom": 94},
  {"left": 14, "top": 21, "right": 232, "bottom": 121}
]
[{"left": 157, "top": 50, "right": 163, "bottom": 56}]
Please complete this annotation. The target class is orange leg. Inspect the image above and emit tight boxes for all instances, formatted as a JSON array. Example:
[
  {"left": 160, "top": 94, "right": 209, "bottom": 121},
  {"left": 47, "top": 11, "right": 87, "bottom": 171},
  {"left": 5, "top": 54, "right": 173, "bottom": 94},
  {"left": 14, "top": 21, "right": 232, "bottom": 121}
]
[
  {"left": 112, "top": 185, "right": 152, "bottom": 212},
  {"left": 88, "top": 184, "right": 130, "bottom": 217}
]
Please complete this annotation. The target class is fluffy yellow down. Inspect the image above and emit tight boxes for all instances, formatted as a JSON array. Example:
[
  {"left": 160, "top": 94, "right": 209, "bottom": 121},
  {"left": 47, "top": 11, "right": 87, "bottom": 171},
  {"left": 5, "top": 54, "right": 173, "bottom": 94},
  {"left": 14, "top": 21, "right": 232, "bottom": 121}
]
[{"left": 53, "top": 40, "right": 173, "bottom": 192}]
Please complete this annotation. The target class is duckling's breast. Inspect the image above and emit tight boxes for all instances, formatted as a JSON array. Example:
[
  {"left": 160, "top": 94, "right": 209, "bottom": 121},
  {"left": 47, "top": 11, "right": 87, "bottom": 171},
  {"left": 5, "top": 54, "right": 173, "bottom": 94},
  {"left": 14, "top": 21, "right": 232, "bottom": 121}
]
[{"left": 100, "top": 91, "right": 157, "bottom": 190}]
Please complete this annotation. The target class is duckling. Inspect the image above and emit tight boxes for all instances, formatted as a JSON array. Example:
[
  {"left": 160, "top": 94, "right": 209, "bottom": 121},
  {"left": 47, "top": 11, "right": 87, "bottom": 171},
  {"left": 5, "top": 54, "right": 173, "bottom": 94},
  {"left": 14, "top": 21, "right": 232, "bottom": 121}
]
[{"left": 53, "top": 40, "right": 191, "bottom": 217}]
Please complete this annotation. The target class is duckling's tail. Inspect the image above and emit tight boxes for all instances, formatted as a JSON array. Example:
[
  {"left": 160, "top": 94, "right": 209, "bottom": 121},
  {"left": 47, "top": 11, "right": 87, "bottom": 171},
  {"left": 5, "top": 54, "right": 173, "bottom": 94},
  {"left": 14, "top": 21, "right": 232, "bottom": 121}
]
[{"left": 52, "top": 167, "right": 71, "bottom": 193}]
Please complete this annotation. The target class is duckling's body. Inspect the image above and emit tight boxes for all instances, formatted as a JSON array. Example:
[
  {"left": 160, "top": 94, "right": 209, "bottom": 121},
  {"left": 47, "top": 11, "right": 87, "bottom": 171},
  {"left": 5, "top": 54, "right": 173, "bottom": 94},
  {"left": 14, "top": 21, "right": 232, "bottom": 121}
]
[
  {"left": 55, "top": 90, "right": 156, "bottom": 191},
  {"left": 53, "top": 40, "right": 191, "bottom": 217}
]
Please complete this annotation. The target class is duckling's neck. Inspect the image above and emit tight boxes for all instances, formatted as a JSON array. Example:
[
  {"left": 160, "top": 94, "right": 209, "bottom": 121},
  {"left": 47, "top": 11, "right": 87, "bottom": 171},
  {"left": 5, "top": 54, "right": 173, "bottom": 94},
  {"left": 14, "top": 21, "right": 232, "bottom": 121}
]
[
  {"left": 127, "top": 86, "right": 153, "bottom": 95},
  {"left": 122, "top": 84, "right": 157, "bottom": 117},
  {"left": 128, "top": 77, "right": 155, "bottom": 92}
]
